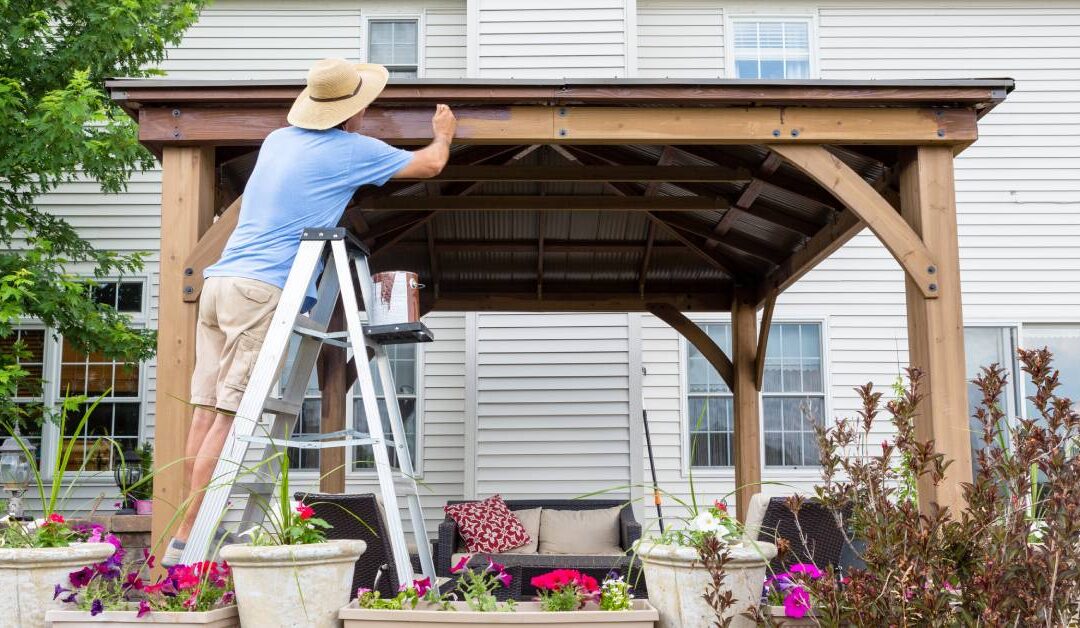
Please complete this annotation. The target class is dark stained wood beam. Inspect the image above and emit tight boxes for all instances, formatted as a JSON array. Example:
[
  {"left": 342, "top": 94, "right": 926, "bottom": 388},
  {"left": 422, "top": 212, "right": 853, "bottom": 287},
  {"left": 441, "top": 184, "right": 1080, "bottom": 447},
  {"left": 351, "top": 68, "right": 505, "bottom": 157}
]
[
  {"left": 639, "top": 223, "right": 656, "bottom": 296},
  {"left": 755, "top": 207, "right": 865, "bottom": 305},
  {"left": 357, "top": 195, "right": 730, "bottom": 212},
  {"left": 671, "top": 145, "right": 839, "bottom": 208},
  {"left": 755, "top": 294, "right": 776, "bottom": 391},
  {"left": 429, "top": 288, "right": 733, "bottom": 313},
  {"left": 655, "top": 211, "right": 788, "bottom": 266},
  {"left": 710, "top": 152, "right": 783, "bottom": 239},
  {"left": 359, "top": 212, "right": 434, "bottom": 245},
  {"left": 390, "top": 239, "right": 689, "bottom": 254},
  {"left": 645, "top": 212, "right": 748, "bottom": 277},
  {"left": 647, "top": 302, "right": 735, "bottom": 390},
  {"left": 392, "top": 164, "right": 752, "bottom": 183}
]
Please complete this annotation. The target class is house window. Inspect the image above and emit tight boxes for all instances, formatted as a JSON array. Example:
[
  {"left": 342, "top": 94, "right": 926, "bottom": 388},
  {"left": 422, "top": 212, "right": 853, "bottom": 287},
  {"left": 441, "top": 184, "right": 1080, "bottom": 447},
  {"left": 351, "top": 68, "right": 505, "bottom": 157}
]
[
  {"left": 687, "top": 321, "right": 825, "bottom": 469},
  {"left": 762, "top": 323, "right": 824, "bottom": 467},
  {"left": 0, "top": 281, "right": 146, "bottom": 472},
  {"left": 731, "top": 18, "right": 812, "bottom": 79},
  {"left": 282, "top": 341, "right": 420, "bottom": 471},
  {"left": 353, "top": 343, "right": 418, "bottom": 470},
  {"left": 0, "top": 328, "right": 47, "bottom": 464},
  {"left": 58, "top": 342, "right": 141, "bottom": 471},
  {"left": 1022, "top": 325, "right": 1080, "bottom": 418},
  {"left": 687, "top": 324, "right": 734, "bottom": 468},
  {"left": 368, "top": 20, "right": 420, "bottom": 78},
  {"left": 964, "top": 326, "right": 1020, "bottom": 473}
]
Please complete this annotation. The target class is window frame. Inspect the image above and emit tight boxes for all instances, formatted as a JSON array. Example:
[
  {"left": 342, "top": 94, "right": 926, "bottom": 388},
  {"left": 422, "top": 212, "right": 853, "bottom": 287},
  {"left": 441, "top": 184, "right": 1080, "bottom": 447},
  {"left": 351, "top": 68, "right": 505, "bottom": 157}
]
[
  {"left": 678, "top": 315, "right": 831, "bottom": 478},
  {"left": 284, "top": 341, "right": 426, "bottom": 479},
  {"left": 29, "top": 277, "right": 150, "bottom": 481},
  {"left": 363, "top": 14, "right": 425, "bottom": 79},
  {"left": 724, "top": 13, "right": 819, "bottom": 80}
]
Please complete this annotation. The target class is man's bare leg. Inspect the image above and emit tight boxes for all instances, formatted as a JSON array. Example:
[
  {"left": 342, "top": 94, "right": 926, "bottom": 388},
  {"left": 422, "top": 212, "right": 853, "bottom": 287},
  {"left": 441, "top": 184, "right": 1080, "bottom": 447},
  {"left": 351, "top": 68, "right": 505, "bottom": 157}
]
[
  {"left": 175, "top": 412, "right": 235, "bottom": 541},
  {"left": 183, "top": 406, "right": 217, "bottom": 495}
]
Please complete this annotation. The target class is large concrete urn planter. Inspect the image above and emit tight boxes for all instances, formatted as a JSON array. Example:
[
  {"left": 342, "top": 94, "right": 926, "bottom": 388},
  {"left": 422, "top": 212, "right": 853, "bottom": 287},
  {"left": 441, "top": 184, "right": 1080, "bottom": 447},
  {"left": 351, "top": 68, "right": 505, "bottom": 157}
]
[
  {"left": 45, "top": 605, "right": 239, "bottom": 627},
  {"left": 0, "top": 542, "right": 117, "bottom": 628},
  {"left": 636, "top": 540, "right": 776, "bottom": 628},
  {"left": 339, "top": 600, "right": 659, "bottom": 627},
  {"left": 220, "top": 539, "right": 365, "bottom": 628}
]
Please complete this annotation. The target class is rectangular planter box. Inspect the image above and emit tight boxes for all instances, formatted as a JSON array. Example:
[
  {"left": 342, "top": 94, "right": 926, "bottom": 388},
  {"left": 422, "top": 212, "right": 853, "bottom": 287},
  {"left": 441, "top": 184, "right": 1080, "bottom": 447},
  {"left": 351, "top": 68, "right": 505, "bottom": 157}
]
[
  {"left": 340, "top": 600, "right": 658, "bottom": 628},
  {"left": 44, "top": 606, "right": 238, "bottom": 627}
]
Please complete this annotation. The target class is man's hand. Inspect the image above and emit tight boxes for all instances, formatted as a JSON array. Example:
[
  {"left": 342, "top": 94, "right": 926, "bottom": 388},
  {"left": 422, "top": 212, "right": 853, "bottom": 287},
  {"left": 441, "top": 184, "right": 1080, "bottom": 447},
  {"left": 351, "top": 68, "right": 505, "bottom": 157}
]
[
  {"left": 432, "top": 104, "right": 456, "bottom": 143},
  {"left": 393, "top": 104, "right": 457, "bottom": 179}
]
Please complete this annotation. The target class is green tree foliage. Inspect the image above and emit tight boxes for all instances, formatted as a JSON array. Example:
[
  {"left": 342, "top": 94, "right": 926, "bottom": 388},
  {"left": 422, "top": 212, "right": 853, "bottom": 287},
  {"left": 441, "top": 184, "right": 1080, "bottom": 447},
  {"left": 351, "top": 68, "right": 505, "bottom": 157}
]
[{"left": 0, "top": 1, "right": 208, "bottom": 416}]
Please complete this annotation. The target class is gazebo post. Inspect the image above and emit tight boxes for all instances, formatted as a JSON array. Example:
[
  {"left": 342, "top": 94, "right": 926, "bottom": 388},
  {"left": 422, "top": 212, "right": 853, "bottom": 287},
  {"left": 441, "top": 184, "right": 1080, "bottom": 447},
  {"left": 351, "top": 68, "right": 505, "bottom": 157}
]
[
  {"left": 318, "top": 299, "right": 347, "bottom": 492},
  {"left": 153, "top": 146, "right": 216, "bottom": 556},
  {"left": 899, "top": 145, "right": 974, "bottom": 514},
  {"left": 731, "top": 287, "right": 761, "bottom": 522}
]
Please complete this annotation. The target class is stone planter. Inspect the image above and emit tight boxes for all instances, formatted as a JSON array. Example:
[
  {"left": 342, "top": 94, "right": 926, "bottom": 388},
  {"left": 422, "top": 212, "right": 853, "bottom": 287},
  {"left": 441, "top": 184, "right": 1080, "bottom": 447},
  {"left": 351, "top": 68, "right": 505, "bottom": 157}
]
[
  {"left": 339, "top": 600, "right": 659, "bottom": 627},
  {"left": 220, "top": 539, "right": 365, "bottom": 628},
  {"left": 0, "top": 542, "right": 117, "bottom": 628},
  {"left": 44, "top": 606, "right": 238, "bottom": 627},
  {"left": 766, "top": 605, "right": 818, "bottom": 626},
  {"left": 636, "top": 540, "right": 776, "bottom": 628}
]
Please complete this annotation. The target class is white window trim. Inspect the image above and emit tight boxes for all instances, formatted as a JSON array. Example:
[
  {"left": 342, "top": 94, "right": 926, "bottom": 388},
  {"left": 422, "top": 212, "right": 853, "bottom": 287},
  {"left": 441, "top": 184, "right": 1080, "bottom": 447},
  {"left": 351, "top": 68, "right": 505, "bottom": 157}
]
[
  {"left": 678, "top": 315, "right": 831, "bottom": 478},
  {"left": 723, "top": 13, "right": 819, "bottom": 80},
  {"left": 362, "top": 13, "right": 426, "bottom": 78},
  {"left": 287, "top": 341, "right": 426, "bottom": 480},
  {"left": 35, "top": 276, "right": 151, "bottom": 483}
]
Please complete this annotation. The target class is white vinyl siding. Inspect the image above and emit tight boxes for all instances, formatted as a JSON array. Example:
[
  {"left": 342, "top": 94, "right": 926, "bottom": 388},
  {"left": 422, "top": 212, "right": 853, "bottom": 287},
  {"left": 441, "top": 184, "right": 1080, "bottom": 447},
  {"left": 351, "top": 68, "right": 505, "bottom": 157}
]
[
  {"left": 158, "top": 0, "right": 466, "bottom": 80},
  {"left": 474, "top": 0, "right": 631, "bottom": 78},
  {"left": 636, "top": 1, "right": 724, "bottom": 78},
  {"left": 474, "top": 313, "right": 632, "bottom": 500}
]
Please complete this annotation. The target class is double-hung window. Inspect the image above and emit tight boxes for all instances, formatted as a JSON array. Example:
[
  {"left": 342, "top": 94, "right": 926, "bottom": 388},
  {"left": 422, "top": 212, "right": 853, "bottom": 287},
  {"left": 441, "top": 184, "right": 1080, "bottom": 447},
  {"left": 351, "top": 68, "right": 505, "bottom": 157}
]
[
  {"left": 367, "top": 19, "right": 420, "bottom": 78},
  {"left": 2, "top": 280, "right": 146, "bottom": 472},
  {"left": 283, "top": 341, "right": 420, "bottom": 472},
  {"left": 730, "top": 17, "right": 813, "bottom": 79},
  {"left": 687, "top": 321, "right": 825, "bottom": 469}
]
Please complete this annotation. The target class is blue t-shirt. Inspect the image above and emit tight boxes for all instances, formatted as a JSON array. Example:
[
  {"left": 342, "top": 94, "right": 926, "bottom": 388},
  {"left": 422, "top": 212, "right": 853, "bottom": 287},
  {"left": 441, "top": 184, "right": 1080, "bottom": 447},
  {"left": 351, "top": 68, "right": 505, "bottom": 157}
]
[{"left": 205, "top": 126, "right": 413, "bottom": 310}]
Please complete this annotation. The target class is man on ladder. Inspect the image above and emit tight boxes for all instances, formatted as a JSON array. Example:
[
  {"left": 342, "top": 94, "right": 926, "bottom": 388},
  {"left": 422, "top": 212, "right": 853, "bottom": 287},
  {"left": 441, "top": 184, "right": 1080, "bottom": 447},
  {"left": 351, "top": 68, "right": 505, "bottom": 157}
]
[{"left": 163, "top": 58, "right": 457, "bottom": 566}]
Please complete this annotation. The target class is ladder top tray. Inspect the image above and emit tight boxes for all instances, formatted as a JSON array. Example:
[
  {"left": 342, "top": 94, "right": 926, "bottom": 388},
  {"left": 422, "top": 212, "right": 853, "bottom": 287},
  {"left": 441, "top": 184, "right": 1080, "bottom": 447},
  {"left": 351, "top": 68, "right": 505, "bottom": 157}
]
[{"left": 364, "top": 321, "right": 434, "bottom": 345}]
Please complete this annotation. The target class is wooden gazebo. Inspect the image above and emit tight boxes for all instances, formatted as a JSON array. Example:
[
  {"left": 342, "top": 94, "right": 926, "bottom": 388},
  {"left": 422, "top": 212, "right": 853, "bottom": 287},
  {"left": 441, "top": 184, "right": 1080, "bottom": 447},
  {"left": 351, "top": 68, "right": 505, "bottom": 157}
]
[{"left": 107, "top": 77, "right": 1013, "bottom": 548}]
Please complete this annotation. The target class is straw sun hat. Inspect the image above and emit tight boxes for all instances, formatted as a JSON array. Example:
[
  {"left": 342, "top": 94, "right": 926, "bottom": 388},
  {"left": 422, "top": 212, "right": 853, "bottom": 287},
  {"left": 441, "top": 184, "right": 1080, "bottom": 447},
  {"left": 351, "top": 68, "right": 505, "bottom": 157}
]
[{"left": 288, "top": 58, "right": 389, "bottom": 130}]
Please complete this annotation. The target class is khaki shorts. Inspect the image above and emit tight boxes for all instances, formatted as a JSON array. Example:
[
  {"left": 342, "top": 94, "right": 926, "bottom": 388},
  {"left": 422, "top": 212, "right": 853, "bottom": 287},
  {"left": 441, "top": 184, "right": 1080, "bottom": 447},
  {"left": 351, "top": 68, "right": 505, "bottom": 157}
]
[{"left": 191, "top": 277, "right": 282, "bottom": 413}]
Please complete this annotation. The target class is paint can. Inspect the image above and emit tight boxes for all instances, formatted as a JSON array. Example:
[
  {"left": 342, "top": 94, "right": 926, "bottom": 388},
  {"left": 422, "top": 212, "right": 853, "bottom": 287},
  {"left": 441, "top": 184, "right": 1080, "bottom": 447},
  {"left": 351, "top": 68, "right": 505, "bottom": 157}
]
[{"left": 370, "top": 271, "right": 421, "bottom": 326}]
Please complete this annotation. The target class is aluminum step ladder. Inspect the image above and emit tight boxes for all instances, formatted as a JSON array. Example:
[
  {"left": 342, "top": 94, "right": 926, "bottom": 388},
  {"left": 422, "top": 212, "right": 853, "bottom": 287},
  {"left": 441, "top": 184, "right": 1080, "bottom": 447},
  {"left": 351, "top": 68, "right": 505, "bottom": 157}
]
[{"left": 180, "top": 227, "right": 436, "bottom": 586}]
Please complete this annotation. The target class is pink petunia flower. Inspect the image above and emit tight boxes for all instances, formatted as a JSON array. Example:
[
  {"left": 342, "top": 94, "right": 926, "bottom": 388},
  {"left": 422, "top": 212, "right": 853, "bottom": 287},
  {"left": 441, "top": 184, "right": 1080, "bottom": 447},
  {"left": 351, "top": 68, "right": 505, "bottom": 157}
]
[
  {"left": 412, "top": 577, "right": 432, "bottom": 596},
  {"left": 451, "top": 555, "right": 472, "bottom": 574},
  {"left": 788, "top": 563, "right": 824, "bottom": 579},
  {"left": 783, "top": 586, "right": 811, "bottom": 618}
]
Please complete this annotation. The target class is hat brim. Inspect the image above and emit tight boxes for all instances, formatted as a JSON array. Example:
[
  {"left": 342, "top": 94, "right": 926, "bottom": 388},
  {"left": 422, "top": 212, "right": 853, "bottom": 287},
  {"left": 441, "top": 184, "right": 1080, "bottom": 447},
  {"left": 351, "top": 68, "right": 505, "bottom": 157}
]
[{"left": 287, "top": 63, "right": 389, "bottom": 130}]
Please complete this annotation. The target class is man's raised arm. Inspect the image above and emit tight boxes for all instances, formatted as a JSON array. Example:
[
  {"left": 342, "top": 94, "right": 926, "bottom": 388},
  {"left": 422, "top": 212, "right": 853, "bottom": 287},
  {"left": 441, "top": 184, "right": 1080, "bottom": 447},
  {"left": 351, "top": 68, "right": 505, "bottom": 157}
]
[{"left": 393, "top": 104, "right": 457, "bottom": 179}]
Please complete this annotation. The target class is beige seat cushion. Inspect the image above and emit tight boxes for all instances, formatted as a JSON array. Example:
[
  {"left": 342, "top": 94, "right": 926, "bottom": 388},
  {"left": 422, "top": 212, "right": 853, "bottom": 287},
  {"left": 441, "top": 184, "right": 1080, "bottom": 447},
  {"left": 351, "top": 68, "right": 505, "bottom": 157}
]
[
  {"left": 537, "top": 506, "right": 624, "bottom": 555},
  {"left": 503, "top": 508, "right": 542, "bottom": 554}
]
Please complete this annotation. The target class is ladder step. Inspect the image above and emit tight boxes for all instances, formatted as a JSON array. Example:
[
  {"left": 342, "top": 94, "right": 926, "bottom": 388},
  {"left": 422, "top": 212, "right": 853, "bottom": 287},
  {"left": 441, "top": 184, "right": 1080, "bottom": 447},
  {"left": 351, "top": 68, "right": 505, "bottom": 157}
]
[
  {"left": 293, "top": 315, "right": 327, "bottom": 335},
  {"left": 235, "top": 481, "right": 276, "bottom": 495},
  {"left": 263, "top": 398, "right": 302, "bottom": 417},
  {"left": 364, "top": 321, "right": 435, "bottom": 345}
]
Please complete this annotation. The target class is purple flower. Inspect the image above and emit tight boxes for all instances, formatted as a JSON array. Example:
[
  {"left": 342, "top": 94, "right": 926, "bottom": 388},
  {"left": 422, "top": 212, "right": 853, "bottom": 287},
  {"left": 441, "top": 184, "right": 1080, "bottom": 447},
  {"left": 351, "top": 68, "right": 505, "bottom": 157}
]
[
  {"left": 61, "top": 593, "right": 77, "bottom": 604},
  {"left": 412, "top": 577, "right": 432, "bottom": 596},
  {"left": 496, "top": 571, "right": 513, "bottom": 588},
  {"left": 486, "top": 557, "right": 506, "bottom": 574},
  {"left": 357, "top": 587, "right": 372, "bottom": 595},
  {"left": 137, "top": 600, "right": 151, "bottom": 618},
  {"left": 783, "top": 586, "right": 811, "bottom": 619},
  {"left": 789, "top": 563, "right": 823, "bottom": 580},
  {"left": 69, "top": 567, "right": 94, "bottom": 588},
  {"left": 221, "top": 592, "right": 235, "bottom": 606},
  {"left": 450, "top": 555, "right": 471, "bottom": 574},
  {"left": 54, "top": 584, "right": 70, "bottom": 600},
  {"left": 90, "top": 599, "right": 104, "bottom": 616}
]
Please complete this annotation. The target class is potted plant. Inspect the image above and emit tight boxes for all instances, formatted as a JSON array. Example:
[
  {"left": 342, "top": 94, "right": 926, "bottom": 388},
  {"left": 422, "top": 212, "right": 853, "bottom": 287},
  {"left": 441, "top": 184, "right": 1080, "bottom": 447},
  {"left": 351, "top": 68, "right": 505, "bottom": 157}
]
[
  {"left": 339, "top": 559, "right": 660, "bottom": 626},
  {"left": 45, "top": 531, "right": 238, "bottom": 627},
  {"left": 634, "top": 499, "right": 776, "bottom": 628},
  {"left": 0, "top": 397, "right": 121, "bottom": 627},
  {"left": 758, "top": 563, "right": 821, "bottom": 627},
  {"left": 129, "top": 442, "right": 154, "bottom": 516},
  {"left": 219, "top": 455, "right": 365, "bottom": 628}
]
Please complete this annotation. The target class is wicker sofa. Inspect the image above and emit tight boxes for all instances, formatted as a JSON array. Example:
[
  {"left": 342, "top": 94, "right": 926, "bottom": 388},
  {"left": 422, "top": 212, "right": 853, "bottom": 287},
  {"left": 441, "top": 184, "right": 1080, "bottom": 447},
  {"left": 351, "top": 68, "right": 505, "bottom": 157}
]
[{"left": 436, "top": 499, "right": 646, "bottom": 599}]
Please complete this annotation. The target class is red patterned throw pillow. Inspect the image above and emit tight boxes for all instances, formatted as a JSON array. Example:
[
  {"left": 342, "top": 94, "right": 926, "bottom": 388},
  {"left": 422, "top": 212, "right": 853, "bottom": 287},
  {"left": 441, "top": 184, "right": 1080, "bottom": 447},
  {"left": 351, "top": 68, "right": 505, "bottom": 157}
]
[{"left": 444, "top": 495, "right": 530, "bottom": 553}]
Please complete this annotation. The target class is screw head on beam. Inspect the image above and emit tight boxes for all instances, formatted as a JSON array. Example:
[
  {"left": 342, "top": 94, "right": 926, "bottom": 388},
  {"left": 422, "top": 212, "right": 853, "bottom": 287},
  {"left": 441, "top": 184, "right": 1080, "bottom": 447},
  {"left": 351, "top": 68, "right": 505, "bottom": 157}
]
[
  {"left": 772, "top": 129, "right": 781, "bottom": 137},
  {"left": 183, "top": 286, "right": 193, "bottom": 294},
  {"left": 171, "top": 108, "right": 181, "bottom": 117},
  {"left": 790, "top": 129, "right": 801, "bottom": 137},
  {"left": 558, "top": 129, "right": 568, "bottom": 137},
  {"left": 937, "top": 129, "right": 946, "bottom": 138},
  {"left": 929, "top": 283, "right": 938, "bottom": 292},
  {"left": 927, "top": 265, "right": 937, "bottom": 274}
]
